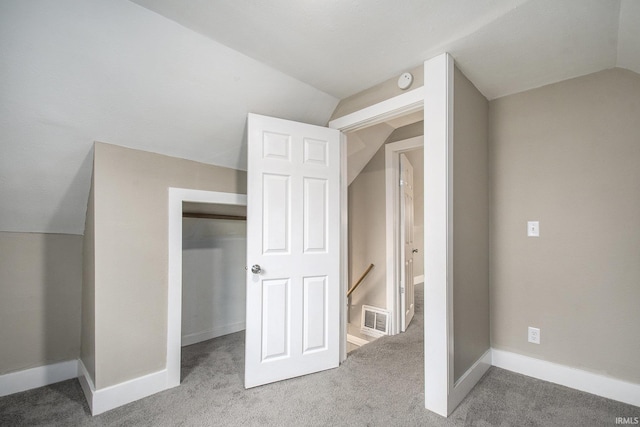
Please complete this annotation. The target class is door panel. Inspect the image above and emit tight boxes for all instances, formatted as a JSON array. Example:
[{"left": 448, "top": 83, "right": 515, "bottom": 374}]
[
  {"left": 261, "top": 278, "right": 290, "bottom": 361},
  {"left": 262, "top": 174, "right": 290, "bottom": 254},
  {"left": 303, "top": 178, "right": 328, "bottom": 252},
  {"left": 245, "top": 113, "right": 340, "bottom": 388},
  {"left": 303, "top": 276, "right": 328, "bottom": 353}
]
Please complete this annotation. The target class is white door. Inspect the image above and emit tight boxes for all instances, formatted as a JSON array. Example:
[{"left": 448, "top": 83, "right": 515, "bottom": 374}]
[
  {"left": 245, "top": 113, "right": 341, "bottom": 388},
  {"left": 400, "top": 153, "right": 415, "bottom": 332}
]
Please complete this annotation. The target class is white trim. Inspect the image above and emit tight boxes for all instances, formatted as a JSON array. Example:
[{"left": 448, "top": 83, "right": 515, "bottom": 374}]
[
  {"left": 385, "top": 136, "right": 424, "bottom": 335},
  {"left": 168, "top": 189, "right": 247, "bottom": 389},
  {"left": 413, "top": 275, "right": 424, "bottom": 285},
  {"left": 78, "top": 358, "right": 168, "bottom": 416},
  {"left": 339, "top": 132, "right": 348, "bottom": 364},
  {"left": 449, "top": 350, "right": 492, "bottom": 411},
  {"left": 77, "top": 359, "right": 95, "bottom": 413},
  {"left": 492, "top": 349, "right": 640, "bottom": 408},
  {"left": 181, "top": 322, "right": 246, "bottom": 347},
  {"left": 328, "top": 87, "right": 424, "bottom": 133},
  {"left": 423, "top": 52, "right": 455, "bottom": 417},
  {"left": 0, "top": 360, "right": 78, "bottom": 397},
  {"left": 346, "top": 334, "right": 369, "bottom": 347}
]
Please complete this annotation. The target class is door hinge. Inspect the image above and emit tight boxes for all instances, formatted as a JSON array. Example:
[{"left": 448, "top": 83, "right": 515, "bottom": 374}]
[
  {"left": 400, "top": 287, "right": 405, "bottom": 294},
  {"left": 399, "top": 179, "right": 404, "bottom": 186}
]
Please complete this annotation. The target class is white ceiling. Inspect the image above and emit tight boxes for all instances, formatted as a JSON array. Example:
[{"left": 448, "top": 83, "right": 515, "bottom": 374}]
[
  {"left": 130, "top": 0, "right": 639, "bottom": 99},
  {"left": 0, "top": 0, "right": 337, "bottom": 234},
  {"left": 1, "top": 0, "right": 638, "bottom": 234}
]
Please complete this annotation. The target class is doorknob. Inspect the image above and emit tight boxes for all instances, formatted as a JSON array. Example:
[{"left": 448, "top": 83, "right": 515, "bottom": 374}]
[
  {"left": 412, "top": 249, "right": 419, "bottom": 254},
  {"left": 251, "top": 264, "right": 262, "bottom": 274}
]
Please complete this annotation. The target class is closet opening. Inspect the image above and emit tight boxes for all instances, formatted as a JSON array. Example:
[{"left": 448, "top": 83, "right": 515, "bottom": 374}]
[
  {"left": 167, "top": 189, "right": 247, "bottom": 387},
  {"left": 180, "top": 202, "right": 247, "bottom": 380}
]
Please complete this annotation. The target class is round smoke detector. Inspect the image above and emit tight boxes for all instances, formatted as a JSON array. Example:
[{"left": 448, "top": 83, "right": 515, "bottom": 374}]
[{"left": 397, "top": 72, "right": 413, "bottom": 90}]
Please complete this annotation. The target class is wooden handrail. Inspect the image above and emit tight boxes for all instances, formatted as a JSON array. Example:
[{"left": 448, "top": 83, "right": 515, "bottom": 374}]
[{"left": 347, "top": 263, "right": 374, "bottom": 297}]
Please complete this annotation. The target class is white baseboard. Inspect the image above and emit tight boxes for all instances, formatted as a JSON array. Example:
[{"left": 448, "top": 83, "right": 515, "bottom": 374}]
[
  {"left": 181, "top": 321, "right": 245, "bottom": 347},
  {"left": 77, "top": 359, "right": 95, "bottom": 413},
  {"left": 0, "top": 360, "right": 78, "bottom": 397},
  {"left": 449, "top": 349, "right": 492, "bottom": 414},
  {"left": 413, "top": 274, "right": 424, "bottom": 285},
  {"left": 346, "top": 334, "right": 369, "bottom": 347},
  {"left": 492, "top": 349, "right": 640, "bottom": 408},
  {"left": 78, "top": 359, "right": 173, "bottom": 416}
]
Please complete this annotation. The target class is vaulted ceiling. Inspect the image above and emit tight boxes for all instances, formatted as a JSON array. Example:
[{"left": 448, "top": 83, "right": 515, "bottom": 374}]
[
  {"left": 1, "top": 0, "right": 638, "bottom": 234},
  {"left": 131, "top": 0, "right": 639, "bottom": 100}
]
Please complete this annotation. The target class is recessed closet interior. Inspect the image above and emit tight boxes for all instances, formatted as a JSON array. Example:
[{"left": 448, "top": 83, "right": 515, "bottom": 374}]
[{"left": 180, "top": 202, "right": 247, "bottom": 361}]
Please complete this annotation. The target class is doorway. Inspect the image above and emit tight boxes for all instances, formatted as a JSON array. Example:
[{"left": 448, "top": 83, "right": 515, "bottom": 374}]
[
  {"left": 330, "top": 53, "right": 453, "bottom": 416},
  {"left": 342, "top": 114, "right": 424, "bottom": 352}
]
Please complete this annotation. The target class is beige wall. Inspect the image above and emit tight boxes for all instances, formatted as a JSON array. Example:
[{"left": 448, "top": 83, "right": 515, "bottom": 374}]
[
  {"left": 90, "top": 142, "right": 246, "bottom": 389},
  {"left": 348, "top": 145, "right": 387, "bottom": 329},
  {"left": 453, "top": 67, "right": 490, "bottom": 381},
  {"left": 331, "top": 64, "right": 424, "bottom": 120},
  {"left": 81, "top": 172, "right": 96, "bottom": 380},
  {"left": 489, "top": 68, "right": 640, "bottom": 383},
  {"left": 0, "top": 232, "right": 82, "bottom": 375}
]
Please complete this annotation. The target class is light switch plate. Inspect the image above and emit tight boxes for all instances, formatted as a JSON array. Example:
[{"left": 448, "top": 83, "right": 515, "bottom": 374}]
[
  {"left": 527, "top": 221, "right": 540, "bottom": 237},
  {"left": 528, "top": 327, "right": 540, "bottom": 344}
]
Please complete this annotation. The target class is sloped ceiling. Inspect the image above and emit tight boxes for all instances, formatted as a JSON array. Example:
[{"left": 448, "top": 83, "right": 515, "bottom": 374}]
[
  {"left": 131, "top": 0, "right": 639, "bottom": 99},
  {"left": 0, "top": 0, "right": 338, "bottom": 234},
  {"left": 1, "top": 0, "right": 638, "bottom": 234}
]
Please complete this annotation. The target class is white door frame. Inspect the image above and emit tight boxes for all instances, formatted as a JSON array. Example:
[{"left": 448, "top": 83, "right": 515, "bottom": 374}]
[
  {"left": 329, "top": 53, "right": 453, "bottom": 417},
  {"left": 385, "top": 136, "right": 423, "bottom": 335},
  {"left": 167, "top": 188, "right": 247, "bottom": 388},
  {"left": 423, "top": 53, "right": 454, "bottom": 416}
]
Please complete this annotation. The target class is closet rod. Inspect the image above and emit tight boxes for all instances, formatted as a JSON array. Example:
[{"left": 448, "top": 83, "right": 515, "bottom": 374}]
[{"left": 182, "top": 213, "right": 247, "bottom": 221}]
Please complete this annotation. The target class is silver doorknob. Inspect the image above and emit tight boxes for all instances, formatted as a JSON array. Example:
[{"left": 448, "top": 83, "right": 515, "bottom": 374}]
[
  {"left": 251, "top": 264, "right": 262, "bottom": 274},
  {"left": 412, "top": 249, "right": 419, "bottom": 254}
]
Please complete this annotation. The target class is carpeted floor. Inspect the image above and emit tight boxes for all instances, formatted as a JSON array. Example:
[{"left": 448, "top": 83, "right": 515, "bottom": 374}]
[{"left": 1, "top": 285, "right": 637, "bottom": 426}]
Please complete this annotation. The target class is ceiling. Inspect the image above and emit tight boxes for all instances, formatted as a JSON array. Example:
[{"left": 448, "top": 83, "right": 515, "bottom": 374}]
[
  {"left": 1, "top": 0, "right": 638, "bottom": 234},
  {"left": 131, "top": 0, "right": 639, "bottom": 100}
]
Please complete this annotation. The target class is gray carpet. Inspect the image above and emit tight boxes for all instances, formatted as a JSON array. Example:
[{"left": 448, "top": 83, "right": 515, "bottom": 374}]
[{"left": 1, "top": 285, "right": 637, "bottom": 426}]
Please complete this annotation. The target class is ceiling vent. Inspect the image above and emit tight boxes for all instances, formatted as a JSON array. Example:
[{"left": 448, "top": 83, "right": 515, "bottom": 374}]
[{"left": 361, "top": 305, "right": 389, "bottom": 338}]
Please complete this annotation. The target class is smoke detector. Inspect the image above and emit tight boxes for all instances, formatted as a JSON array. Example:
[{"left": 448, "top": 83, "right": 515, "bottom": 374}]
[{"left": 397, "top": 72, "right": 413, "bottom": 90}]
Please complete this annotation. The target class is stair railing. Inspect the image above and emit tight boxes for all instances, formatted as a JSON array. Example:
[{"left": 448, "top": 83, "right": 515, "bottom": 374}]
[{"left": 347, "top": 263, "right": 374, "bottom": 297}]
